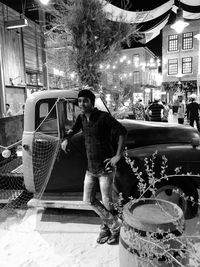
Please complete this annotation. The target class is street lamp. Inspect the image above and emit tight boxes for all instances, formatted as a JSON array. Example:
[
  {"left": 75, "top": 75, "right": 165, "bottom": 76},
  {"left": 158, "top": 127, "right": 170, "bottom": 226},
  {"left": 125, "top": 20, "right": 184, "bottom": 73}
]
[
  {"left": 39, "top": 0, "right": 50, "bottom": 5},
  {"left": 170, "top": 6, "right": 189, "bottom": 34}
]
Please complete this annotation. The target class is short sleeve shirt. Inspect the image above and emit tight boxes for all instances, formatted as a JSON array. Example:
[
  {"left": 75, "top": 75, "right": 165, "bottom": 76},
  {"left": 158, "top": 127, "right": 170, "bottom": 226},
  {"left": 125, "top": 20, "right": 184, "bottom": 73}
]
[{"left": 149, "top": 103, "right": 164, "bottom": 122}]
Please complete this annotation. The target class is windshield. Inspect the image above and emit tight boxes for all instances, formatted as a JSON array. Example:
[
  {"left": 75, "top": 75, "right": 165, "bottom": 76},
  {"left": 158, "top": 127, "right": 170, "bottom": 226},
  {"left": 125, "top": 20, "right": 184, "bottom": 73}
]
[{"left": 95, "top": 96, "right": 109, "bottom": 112}]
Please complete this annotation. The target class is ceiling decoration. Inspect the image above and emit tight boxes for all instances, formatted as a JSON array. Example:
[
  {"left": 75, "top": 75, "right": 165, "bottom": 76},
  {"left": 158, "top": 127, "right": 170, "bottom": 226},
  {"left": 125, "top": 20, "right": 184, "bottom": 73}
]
[
  {"left": 103, "top": 0, "right": 200, "bottom": 43},
  {"left": 2, "top": 0, "right": 200, "bottom": 44}
]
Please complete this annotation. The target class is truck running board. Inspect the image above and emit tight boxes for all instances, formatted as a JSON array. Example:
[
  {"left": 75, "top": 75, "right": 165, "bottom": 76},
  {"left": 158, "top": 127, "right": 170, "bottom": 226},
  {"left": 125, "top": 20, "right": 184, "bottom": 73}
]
[{"left": 28, "top": 198, "right": 94, "bottom": 210}]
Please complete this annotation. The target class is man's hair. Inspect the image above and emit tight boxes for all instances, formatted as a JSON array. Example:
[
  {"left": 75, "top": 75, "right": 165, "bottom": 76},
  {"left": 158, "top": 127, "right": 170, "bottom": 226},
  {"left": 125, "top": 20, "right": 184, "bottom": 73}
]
[
  {"left": 6, "top": 103, "right": 10, "bottom": 107},
  {"left": 78, "top": 89, "right": 95, "bottom": 105}
]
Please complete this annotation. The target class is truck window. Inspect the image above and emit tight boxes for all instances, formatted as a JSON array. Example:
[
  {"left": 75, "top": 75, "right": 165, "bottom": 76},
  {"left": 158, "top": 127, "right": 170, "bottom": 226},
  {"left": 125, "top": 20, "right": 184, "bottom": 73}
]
[
  {"left": 95, "top": 97, "right": 109, "bottom": 112},
  {"left": 63, "top": 100, "right": 81, "bottom": 130},
  {"left": 35, "top": 99, "right": 58, "bottom": 136}
]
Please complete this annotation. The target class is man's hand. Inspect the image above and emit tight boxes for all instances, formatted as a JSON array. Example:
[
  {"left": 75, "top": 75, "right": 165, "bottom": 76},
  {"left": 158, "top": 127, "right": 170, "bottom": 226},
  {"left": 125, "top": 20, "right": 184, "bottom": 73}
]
[
  {"left": 61, "top": 139, "right": 68, "bottom": 153},
  {"left": 104, "top": 155, "right": 121, "bottom": 169}
]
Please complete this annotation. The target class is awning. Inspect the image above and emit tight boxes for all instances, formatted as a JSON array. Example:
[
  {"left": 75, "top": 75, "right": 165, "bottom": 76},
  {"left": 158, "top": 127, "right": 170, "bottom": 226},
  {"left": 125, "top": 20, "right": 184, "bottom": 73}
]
[{"left": 102, "top": 0, "right": 200, "bottom": 43}]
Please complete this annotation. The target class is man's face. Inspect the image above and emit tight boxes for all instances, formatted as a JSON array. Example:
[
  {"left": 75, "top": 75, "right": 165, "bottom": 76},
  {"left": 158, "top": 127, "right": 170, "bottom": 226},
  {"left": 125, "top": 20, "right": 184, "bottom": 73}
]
[
  {"left": 178, "top": 96, "right": 183, "bottom": 102},
  {"left": 78, "top": 97, "right": 93, "bottom": 113}
]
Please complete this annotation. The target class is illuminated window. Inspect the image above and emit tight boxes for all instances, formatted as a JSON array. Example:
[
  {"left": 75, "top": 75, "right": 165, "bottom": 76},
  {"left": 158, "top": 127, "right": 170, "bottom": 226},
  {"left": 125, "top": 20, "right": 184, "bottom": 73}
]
[
  {"left": 182, "top": 32, "right": 193, "bottom": 50},
  {"left": 133, "top": 54, "right": 140, "bottom": 67},
  {"left": 168, "top": 59, "right": 178, "bottom": 75},
  {"left": 168, "top": 35, "right": 178, "bottom": 52},
  {"left": 182, "top": 57, "right": 192, "bottom": 74},
  {"left": 133, "top": 71, "right": 140, "bottom": 83}
]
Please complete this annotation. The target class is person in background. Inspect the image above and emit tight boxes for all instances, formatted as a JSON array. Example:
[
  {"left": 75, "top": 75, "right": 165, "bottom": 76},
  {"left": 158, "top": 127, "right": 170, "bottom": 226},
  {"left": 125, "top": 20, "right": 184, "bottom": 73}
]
[
  {"left": 61, "top": 89, "right": 127, "bottom": 245},
  {"left": 186, "top": 94, "right": 200, "bottom": 131},
  {"left": 133, "top": 97, "right": 145, "bottom": 120},
  {"left": 4, "top": 103, "right": 13, "bottom": 117},
  {"left": 17, "top": 104, "right": 25, "bottom": 115},
  {"left": 177, "top": 94, "right": 186, "bottom": 124},
  {"left": 146, "top": 96, "right": 164, "bottom": 122},
  {"left": 162, "top": 101, "right": 170, "bottom": 122}
]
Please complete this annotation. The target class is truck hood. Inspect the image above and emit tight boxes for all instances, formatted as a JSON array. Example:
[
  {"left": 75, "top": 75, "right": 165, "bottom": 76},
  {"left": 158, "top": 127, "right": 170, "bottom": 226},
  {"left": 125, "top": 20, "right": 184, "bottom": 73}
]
[{"left": 119, "top": 119, "right": 200, "bottom": 148}]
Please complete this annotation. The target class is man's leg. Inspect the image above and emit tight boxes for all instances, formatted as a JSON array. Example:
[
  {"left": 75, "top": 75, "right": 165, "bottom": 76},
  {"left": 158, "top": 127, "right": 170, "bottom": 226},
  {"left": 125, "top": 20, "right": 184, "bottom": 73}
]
[
  {"left": 83, "top": 171, "right": 111, "bottom": 244},
  {"left": 190, "top": 119, "right": 194, "bottom": 127},
  {"left": 99, "top": 172, "right": 121, "bottom": 245},
  {"left": 195, "top": 118, "right": 200, "bottom": 131}
]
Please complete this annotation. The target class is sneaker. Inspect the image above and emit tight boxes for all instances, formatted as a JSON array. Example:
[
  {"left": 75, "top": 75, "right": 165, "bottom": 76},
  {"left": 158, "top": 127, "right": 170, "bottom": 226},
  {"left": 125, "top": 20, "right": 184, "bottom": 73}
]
[
  {"left": 96, "top": 228, "right": 111, "bottom": 244},
  {"left": 107, "top": 231, "right": 119, "bottom": 245}
]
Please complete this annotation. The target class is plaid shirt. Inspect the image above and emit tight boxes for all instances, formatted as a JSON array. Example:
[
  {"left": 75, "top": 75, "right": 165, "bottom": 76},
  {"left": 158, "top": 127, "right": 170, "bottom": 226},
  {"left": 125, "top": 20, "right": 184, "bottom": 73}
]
[{"left": 71, "top": 108, "right": 127, "bottom": 174}]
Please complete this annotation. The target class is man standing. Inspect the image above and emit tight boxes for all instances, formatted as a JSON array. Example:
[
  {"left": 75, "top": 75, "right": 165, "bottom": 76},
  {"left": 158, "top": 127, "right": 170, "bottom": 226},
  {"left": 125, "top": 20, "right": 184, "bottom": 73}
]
[
  {"left": 177, "top": 94, "right": 186, "bottom": 124},
  {"left": 61, "top": 89, "right": 127, "bottom": 245},
  {"left": 186, "top": 94, "right": 200, "bottom": 131},
  {"left": 146, "top": 96, "right": 164, "bottom": 122}
]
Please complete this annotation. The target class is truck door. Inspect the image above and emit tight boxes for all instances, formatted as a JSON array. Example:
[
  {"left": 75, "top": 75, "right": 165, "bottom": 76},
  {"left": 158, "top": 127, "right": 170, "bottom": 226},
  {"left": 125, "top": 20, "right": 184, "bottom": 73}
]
[
  {"left": 23, "top": 98, "right": 61, "bottom": 194},
  {"left": 23, "top": 98, "right": 87, "bottom": 196},
  {"left": 44, "top": 98, "right": 87, "bottom": 193}
]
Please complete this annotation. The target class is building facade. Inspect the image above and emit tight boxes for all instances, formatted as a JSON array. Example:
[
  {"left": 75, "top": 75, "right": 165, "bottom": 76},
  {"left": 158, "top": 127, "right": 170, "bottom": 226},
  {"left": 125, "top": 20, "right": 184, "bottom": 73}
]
[
  {"left": 0, "top": 2, "right": 67, "bottom": 117},
  {"left": 162, "top": 19, "right": 200, "bottom": 105},
  {"left": 101, "top": 47, "right": 161, "bottom": 107}
]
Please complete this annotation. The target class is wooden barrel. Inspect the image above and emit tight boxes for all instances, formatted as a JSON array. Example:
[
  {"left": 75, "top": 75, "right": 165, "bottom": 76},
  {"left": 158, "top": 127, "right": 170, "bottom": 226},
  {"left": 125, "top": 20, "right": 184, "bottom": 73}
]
[{"left": 119, "top": 198, "right": 188, "bottom": 267}]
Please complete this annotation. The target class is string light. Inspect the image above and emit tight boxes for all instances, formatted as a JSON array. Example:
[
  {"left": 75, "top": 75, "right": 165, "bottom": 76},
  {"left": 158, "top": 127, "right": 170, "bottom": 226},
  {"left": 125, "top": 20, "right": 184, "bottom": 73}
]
[{"left": 39, "top": 0, "right": 50, "bottom": 5}]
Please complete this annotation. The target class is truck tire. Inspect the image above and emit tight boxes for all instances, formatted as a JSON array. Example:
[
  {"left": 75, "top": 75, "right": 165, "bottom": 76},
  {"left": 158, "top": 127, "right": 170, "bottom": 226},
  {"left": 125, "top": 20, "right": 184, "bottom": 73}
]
[{"left": 155, "top": 179, "right": 198, "bottom": 219}]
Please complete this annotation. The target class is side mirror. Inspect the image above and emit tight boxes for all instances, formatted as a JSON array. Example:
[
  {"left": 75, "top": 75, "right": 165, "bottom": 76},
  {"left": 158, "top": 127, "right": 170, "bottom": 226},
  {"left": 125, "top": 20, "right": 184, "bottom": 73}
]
[{"left": 191, "top": 137, "right": 200, "bottom": 148}]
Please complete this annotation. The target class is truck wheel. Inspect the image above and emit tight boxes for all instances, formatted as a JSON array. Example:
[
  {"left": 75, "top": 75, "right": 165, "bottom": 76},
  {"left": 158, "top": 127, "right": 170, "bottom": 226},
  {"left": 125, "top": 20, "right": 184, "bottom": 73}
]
[{"left": 155, "top": 180, "right": 198, "bottom": 219}]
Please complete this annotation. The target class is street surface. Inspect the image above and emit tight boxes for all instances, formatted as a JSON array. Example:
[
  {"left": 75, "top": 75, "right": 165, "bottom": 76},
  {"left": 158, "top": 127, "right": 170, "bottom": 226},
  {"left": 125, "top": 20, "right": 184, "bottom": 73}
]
[{"left": 0, "top": 197, "right": 199, "bottom": 267}]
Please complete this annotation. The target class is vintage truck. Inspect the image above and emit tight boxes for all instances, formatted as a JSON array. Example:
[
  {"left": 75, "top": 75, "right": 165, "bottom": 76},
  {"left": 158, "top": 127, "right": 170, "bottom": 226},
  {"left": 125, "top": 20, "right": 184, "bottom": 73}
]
[{"left": 1, "top": 89, "right": 200, "bottom": 219}]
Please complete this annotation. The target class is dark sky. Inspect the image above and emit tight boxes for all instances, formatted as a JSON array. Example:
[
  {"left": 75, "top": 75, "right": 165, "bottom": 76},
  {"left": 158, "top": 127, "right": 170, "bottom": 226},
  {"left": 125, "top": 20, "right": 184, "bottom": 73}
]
[
  {"left": 139, "top": 34, "right": 162, "bottom": 58},
  {"left": 1, "top": 0, "right": 163, "bottom": 57}
]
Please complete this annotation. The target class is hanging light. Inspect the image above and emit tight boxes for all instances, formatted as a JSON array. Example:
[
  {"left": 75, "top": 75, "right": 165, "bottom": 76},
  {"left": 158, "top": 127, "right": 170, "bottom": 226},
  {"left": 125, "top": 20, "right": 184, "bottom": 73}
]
[
  {"left": 39, "top": 0, "right": 50, "bottom": 5},
  {"left": 170, "top": 6, "right": 189, "bottom": 34}
]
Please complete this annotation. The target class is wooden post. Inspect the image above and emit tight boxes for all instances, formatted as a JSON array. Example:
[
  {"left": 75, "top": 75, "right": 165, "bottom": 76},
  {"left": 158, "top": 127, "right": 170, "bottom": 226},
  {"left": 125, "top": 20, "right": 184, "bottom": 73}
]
[
  {"left": 0, "top": 44, "right": 6, "bottom": 118},
  {"left": 38, "top": 8, "right": 49, "bottom": 90},
  {"left": 20, "top": 28, "right": 27, "bottom": 99}
]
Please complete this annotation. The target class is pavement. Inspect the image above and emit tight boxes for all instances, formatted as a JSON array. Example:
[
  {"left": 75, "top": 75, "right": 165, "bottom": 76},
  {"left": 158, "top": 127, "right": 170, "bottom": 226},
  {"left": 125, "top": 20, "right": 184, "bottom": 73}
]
[
  {"left": 0, "top": 208, "right": 119, "bottom": 267},
  {"left": 0, "top": 203, "right": 200, "bottom": 267}
]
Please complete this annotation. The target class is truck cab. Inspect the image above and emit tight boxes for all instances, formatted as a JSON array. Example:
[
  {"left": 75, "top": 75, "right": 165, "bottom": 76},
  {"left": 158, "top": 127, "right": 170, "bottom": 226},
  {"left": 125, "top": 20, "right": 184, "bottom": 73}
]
[{"left": 4, "top": 89, "right": 200, "bottom": 218}]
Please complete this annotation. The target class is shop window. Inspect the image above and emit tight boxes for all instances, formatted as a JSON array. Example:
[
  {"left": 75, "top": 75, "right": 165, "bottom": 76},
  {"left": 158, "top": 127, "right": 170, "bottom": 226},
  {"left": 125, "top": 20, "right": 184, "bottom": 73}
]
[{"left": 26, "top": 72, "right": 43, "bottom": 85}]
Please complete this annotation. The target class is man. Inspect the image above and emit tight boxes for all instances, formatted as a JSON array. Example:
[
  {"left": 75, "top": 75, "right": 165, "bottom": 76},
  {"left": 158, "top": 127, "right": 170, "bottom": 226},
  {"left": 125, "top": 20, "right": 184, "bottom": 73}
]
[
  {"left": 146, "top": 96, "right": 164, "bottom": 122},
  {"left": 177, "top": 94, "right": 186, "bottom": 124},
  {"left": 4, "top": 103, "right": 13, "bottom": 117},
  {"left": 186, "top": 94, "right": 200, "bottom": 131},
  {"left": 61, "top": 89, "right": 127, "bottom": 245}
]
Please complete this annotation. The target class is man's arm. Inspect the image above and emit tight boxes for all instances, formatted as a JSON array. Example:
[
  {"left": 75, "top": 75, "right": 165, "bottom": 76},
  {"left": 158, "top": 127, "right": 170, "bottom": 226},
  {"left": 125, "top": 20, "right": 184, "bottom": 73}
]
[
  {"left": 61, "top": 115, "right": 82, "bottom": 152},
  {"left": 104, "top": 114, "right": 127, "bottom": 168},
  {"left": 105, "top": 134, "right": 126, "bottom": 168}
]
